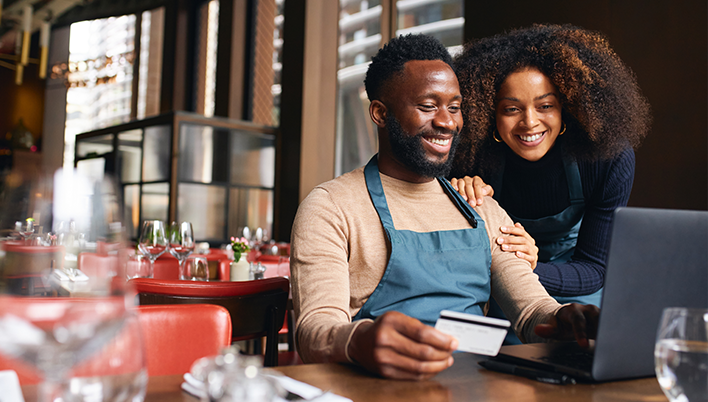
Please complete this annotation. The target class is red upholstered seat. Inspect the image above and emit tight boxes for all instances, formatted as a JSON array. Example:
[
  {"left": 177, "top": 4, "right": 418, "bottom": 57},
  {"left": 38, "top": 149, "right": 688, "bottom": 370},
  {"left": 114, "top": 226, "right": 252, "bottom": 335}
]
[
  {"left": 137, "top": 304, "right": 231, "bottom": 376},
  {"left": 0, "top": 298, "right": 231, "bottom": 384},
  {"left": 128, "top": 277, "right": 289, "bottom": 367}
]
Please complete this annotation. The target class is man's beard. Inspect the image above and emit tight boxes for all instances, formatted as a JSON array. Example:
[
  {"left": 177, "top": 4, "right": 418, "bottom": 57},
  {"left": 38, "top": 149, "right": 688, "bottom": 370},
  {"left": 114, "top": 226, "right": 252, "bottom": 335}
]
[{"left": 385, "top": 113, "right": 460, "bottom": 178}]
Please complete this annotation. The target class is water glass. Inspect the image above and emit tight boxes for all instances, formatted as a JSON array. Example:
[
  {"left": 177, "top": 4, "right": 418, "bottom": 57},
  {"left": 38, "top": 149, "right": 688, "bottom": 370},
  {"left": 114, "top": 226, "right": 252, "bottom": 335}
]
[
  {"left": 126, "top": 254, "right": 151, "bottom": 279},
  {"left": 169, "top": 221, "right": 195, "bottom": 277},
  {"left": 654, "top": 307, "right": 708, "bottom": 402},
  {"left": 138, "top": 220, "right": 168, "bottom": 273},
  {"left": 183, "top": 256, "right": 209, "bottom": 281}
]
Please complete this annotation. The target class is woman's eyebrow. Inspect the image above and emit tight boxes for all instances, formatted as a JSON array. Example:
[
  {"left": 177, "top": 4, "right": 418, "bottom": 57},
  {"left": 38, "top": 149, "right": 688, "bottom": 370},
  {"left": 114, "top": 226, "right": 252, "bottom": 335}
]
[{"left": 534, "top": 92, "right": 557, "bottom": 101}]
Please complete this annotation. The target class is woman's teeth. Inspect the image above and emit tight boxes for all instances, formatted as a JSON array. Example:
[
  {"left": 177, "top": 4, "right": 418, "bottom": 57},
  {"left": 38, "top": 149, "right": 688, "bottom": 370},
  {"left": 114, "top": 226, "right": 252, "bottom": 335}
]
[
  {"left": 519, "top": 132, "right": 543, "bottom": 142},
  {"left": 428, "top": 138, "right": 450, "bottom": 146}
]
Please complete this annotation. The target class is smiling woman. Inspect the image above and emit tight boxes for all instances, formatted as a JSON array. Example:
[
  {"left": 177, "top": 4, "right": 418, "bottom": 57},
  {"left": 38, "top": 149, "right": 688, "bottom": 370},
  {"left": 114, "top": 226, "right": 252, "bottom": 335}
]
[{"left": 449, "top": 24, "right": 652, "bottom": 344}]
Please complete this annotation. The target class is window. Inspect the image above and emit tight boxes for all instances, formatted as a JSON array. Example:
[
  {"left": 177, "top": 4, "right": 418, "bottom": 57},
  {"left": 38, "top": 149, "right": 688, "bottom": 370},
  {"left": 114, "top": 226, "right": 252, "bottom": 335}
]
[
  {"left": 335, "top": 0, "right": 464, "bottom": 175},
  {"left": 64, "top": 15, "right": 136, "bottom": 169}
]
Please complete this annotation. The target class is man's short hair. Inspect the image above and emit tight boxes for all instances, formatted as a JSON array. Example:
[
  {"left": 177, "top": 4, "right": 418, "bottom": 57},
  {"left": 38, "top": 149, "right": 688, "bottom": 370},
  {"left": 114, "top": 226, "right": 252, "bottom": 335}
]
[{"left": 364, "top": 34, "right": 453, "bottom": 102}]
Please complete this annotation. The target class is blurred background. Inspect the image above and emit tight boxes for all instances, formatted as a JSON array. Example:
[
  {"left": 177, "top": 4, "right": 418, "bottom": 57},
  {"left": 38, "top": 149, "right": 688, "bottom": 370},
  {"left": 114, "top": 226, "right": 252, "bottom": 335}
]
[{"left": 0, "top": 0, "right": 705, "bottom": 244}]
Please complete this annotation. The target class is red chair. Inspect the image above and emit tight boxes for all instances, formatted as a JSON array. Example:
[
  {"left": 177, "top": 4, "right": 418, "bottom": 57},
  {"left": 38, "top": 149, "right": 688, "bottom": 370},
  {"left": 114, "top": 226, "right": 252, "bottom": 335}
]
[
  {"left": 0, "top": 299, "right": 232, "bottom": 384},
  {"left": 137, "top": 304, "right": 232, "bottom": 376},
  {"left": 129, "top": 277, "right": 289, "bottom": 367},
  {"left": 218, "top": 258, "right": 294, "bottom": 353},
  {"left": 77, "top": 252, "right": 118, "bottom": 278}
]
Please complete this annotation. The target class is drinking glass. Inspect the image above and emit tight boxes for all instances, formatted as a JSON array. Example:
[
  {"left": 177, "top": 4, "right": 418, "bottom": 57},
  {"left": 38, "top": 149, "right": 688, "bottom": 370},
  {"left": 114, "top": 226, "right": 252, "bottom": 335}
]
[
  {"left": 0, "top": 168, "right": 147, "bottom": 402},
  {"left": 184, "top": 256, "right": 208, "bottom": 281},
  {"left": 126, "top": 254, "right": 150, "bottom": 279},
  {"left": 15, "top": 218, "right": 35, "bottom": 243},
  {"left": 654, "top": 307, "right": 708, "bottom": 402},
  {"left": 138, "top": 220, "right": 168, "bottom": 277},
  {"left": 277, "top": 256, "right": 290, "bottom": 278},
  {"left": 169, "top": 221, "right": 195, "bottom": 280}
]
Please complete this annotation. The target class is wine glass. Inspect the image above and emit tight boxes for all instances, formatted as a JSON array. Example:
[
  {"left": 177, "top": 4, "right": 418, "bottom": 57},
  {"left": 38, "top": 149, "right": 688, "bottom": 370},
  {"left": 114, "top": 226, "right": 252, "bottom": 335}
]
[
  {"left": 168, "top": 221, "right": 195, "bottom": 280},
  {"left": 138, "top": 220, "right": 168, "bottom": 277},
  {"left": 655, "top": 307, "right": 708, "bottom": 402},
  {"left": 15, "top": 218, "right": 35, "bottom": 243},
  {"left": 0, "top": 168, "right": 147, "bottom": 402}
]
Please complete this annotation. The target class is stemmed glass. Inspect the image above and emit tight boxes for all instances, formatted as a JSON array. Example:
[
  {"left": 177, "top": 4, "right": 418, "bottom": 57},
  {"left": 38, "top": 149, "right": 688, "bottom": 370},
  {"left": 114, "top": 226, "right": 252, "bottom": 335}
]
[
  {"left": 15, "top": 218, "right": 35, "bottom": 243},
  {"left": 138, "top": 220, "right": 168, "bottom": 277},
  {"left": 0, "top": 168, "right": 147, "bottom": 402},
  {"left": 654, "top": 307, "right": 708, "bottom": 402},
  {"left": 169, "top": 221, "right": 195, "bottom": 280}
]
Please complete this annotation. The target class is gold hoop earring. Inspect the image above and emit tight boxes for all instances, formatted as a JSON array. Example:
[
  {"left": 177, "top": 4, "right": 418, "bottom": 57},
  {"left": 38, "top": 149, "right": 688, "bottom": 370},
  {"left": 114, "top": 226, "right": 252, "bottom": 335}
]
[
  {"left": 559, "top": 122, "right": 567, "bottom": 136},
  {"left": 493, "top": 130, "right": 503, "bottom": 143}
]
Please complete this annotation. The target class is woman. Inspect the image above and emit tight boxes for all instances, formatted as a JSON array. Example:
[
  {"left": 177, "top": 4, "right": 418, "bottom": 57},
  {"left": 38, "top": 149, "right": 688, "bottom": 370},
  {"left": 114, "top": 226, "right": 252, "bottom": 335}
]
[{"left": 450, "top": 25, "right": 651, "bottom": 329}]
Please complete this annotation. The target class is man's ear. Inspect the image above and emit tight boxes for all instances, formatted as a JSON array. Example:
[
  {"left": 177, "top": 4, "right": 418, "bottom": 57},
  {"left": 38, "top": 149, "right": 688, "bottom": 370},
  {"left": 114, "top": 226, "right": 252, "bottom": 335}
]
[{"left": 369, "top": 100, "right": 387, "bottom": 128}]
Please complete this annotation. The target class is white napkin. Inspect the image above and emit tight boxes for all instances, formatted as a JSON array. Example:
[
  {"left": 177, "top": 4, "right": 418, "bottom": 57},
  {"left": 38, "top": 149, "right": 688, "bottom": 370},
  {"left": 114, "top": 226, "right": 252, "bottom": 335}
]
[
  {"left": 52, "top": 268, "right": 89, "bottom": 282},
  {"left": 181, "top": 372, "right": 352, "bottom": 402},
  {"left": 182, "top": 373, "right": 207, "bottom": 399}
]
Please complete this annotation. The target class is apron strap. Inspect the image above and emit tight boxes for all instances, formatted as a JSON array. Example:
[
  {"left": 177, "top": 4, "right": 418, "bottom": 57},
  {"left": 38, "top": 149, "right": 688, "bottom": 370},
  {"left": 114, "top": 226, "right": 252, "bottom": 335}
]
[
  {"left": 562, "top": 151, "right": 584, "bottom": 207},
  {"left": 438, "top": 178, "right": 478, "bottom": 228},
  {"left": 364, "top": 155, "right": 396, "bottom": 229}
]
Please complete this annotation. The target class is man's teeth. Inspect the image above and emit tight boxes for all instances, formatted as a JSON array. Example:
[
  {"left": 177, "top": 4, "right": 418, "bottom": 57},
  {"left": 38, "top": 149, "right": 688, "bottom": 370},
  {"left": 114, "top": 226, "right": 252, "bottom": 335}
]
[
  {"left": 519, "top": 133, "right": 543, "bottom": 142},
  {"left": 428, "top": 138, "right": 450, "bottom": 146}
]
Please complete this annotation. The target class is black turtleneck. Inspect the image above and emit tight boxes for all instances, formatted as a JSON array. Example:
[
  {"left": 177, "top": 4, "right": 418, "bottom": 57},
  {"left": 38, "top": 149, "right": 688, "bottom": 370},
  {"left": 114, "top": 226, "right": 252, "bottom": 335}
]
[{"left": 485, "top": 142, "right": 636, "bottom": 297}]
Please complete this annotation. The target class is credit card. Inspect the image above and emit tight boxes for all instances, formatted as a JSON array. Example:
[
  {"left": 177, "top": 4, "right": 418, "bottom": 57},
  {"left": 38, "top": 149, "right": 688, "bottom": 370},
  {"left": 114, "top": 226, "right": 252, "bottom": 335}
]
[{"left": 434, "top": 310, "right": 510, "bottom": 356}]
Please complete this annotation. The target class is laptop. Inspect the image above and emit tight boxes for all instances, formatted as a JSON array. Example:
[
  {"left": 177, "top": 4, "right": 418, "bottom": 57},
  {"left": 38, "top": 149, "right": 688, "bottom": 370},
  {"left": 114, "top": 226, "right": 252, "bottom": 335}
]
[{"left": 491, "top": 207, "right": 708, "bottom": 382}]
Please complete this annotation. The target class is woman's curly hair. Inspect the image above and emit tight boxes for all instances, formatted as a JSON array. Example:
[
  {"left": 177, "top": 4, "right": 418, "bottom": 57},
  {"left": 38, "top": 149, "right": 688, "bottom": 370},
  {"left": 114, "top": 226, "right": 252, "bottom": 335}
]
[{"left": 450, "top": 24, "right": 652, "bottom": 178}]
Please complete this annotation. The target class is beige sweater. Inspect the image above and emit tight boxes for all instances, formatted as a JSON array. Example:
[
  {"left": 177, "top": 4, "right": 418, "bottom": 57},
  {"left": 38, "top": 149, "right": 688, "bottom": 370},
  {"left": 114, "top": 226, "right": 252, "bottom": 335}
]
[{"left": 291, "top": 166, "right": 562, "bottom": 364}]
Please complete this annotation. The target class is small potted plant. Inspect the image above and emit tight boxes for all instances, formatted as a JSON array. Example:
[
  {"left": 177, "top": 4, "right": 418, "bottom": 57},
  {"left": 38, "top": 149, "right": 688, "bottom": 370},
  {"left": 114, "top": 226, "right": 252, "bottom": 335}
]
[{"left": 230, "top": 237, "right": 251, "bottom": 281}]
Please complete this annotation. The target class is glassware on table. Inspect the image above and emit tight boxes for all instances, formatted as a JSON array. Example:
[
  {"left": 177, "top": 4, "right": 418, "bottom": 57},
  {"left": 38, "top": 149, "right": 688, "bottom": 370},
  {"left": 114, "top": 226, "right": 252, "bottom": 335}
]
[
  {"left": 168, "top": 221, "right": 195, "bottom": 280},
  {"left": 138, "top": 220, "right": 168, "bottom": 278},
  {"left": 0, "top": 168, "right": 147, "bottom": 402},
  {"left": 277, "top": 256, "right": 290, "bottom": 278},
  {"left": 654, "top": 307, "right": 708, "bottom": 402},
  {"left": 126, "top": 254, "right": 151, "bottom": 279},
  {"left": 15, "top": 218, "right": 35, "bottom": 243},
  {"left": 184, "top": 255, "right": 209, "bottom": 281}
]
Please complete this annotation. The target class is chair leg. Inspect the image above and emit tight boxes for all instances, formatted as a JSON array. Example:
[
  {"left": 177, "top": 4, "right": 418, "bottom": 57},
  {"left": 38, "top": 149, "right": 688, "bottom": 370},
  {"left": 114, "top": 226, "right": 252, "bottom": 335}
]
[
  {"left": 264, "top": 305, "right": 278, "bottom": 367},
  {"left": 286, "top": 309, "right": 295, "bottom": 352}
]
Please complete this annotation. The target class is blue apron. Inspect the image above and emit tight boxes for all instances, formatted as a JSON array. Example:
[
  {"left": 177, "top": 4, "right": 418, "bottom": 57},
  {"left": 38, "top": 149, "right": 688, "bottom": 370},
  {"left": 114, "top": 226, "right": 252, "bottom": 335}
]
[
  {"left": 353, "top": 155, "right": 492, "bottom": 327},
  {"left": 488, "top": 150, "right": 602, "bottom": 344}
]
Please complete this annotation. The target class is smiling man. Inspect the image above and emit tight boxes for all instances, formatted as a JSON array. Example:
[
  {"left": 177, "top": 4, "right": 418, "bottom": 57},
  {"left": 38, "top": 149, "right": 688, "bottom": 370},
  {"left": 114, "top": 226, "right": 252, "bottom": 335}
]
[{"left": 291, "top": 34, "right": 598, "bottom": 380}]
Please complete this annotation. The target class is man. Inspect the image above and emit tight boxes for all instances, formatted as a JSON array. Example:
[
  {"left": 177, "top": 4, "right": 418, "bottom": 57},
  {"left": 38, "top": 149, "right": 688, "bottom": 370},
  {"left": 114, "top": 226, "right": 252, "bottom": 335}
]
[{"left": 291, "top": 34, "right": 598, "bottom": 380}]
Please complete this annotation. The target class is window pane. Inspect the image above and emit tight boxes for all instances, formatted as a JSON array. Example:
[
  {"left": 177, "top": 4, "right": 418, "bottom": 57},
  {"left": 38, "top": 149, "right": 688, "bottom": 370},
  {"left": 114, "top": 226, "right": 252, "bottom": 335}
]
[
  {"left": 142, "top": 125, "right": 171, "bottom": 182},
  {"left": 178, "top": 183, "right": 226, "bottom": 240},
  {"left": 141, "top": 182, "right": 169, "bottom": 222},
  {"left": 76, "top": 158, "right": 106, "bottom": 184},
  {"left": 76, "top": 134, "right": 114, "bottom": 158},
  {"left": 229, "top": 131, "right": 275, "bottom": 188},
  {"left": 124, "top": 184, "right": 140, "bottom": 238},
  {"left": 64, "top": 15, "right": 136, "bottom": 169},
  {"left": 396, "top": 0, "right": 464, "bottom": 48},
  {"left": 136, "top": 8, "right": 165, "bottom": 119},
  {"left": 178, "top": 124, "right": 229, "bottom": 183},
  {"left": 335, "top": 0, "right": 382, "bottom": 176},
  {"left": 249, "top": 0, "right": 284, "bottom": 126},
  {"left": 228, "top": 187, "right": 273, "bottom": 241},
  {"left": 118, "top": 129, "right": 143, "bottom": 183},
  {"left": 335, "top": 0, "right": 464, "bottom": 175},
  {"left": 194, "top": 0, "right": 220, "bottom": 117}
]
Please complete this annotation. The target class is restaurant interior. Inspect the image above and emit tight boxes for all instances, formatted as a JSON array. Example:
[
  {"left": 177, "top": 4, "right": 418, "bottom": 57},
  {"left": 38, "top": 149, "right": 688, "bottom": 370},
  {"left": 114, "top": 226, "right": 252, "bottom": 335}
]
[{"left": 0, "top": 0, "right": 705, "bottom": 401}]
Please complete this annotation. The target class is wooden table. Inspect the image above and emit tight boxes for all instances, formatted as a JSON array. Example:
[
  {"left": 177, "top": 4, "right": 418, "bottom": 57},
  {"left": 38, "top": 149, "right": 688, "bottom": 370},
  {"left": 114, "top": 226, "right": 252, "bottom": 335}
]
[{"left": 22, "top": 353, "right": 666, "bottom": 402}]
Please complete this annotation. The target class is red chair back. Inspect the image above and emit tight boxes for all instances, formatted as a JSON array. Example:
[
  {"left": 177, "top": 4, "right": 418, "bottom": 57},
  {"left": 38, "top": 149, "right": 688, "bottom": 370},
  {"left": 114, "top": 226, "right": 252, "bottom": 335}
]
[
  {"left": 128, "top": 277, "right": 289, "bottom": 367},
  {"left": 152, "top": 256, "right": 180, "bottom": 279},
  {"left": 137, "top": 304, "right": 231, "bottom": 376},
  {"left": 77, "top": 252, "right": 119, "bottom": 278}
]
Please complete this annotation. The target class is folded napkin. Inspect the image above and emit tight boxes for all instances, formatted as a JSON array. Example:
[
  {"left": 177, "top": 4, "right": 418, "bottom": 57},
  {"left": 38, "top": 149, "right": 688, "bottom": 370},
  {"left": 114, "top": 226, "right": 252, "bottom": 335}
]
[
  {"left": 181, "top": 372, "right": 351, "bottom": 402},
  {"left": 52, "top": 268, "right": 89, "bottom": 282}
]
